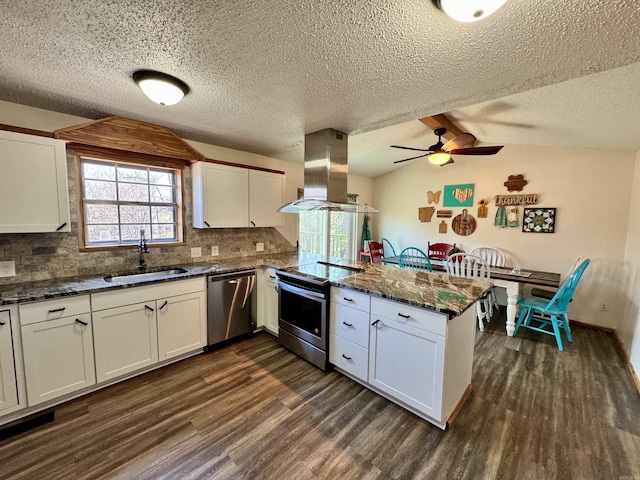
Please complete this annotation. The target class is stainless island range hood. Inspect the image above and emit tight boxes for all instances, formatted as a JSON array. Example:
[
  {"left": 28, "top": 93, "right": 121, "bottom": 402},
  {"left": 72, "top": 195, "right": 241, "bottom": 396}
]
[{"left": 278, "top": 128, "right": 379, "bottom": 214}]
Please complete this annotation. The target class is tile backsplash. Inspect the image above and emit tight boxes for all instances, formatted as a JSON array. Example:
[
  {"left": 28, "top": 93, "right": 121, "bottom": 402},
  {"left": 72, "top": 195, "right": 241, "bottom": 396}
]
[{"left": 0, "top": 155, "right": 295, "bottom": 285}]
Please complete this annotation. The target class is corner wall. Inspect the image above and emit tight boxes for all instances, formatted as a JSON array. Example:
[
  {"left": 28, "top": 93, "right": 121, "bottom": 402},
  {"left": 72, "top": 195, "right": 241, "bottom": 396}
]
[{"left": 373, "top": 143, "right": 637, "bottom": 329}]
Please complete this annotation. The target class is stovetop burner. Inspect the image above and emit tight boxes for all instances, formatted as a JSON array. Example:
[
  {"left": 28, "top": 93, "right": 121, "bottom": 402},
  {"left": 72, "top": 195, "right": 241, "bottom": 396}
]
[{"left": 276, "top": 261, "right": 364, "bottom": 285}]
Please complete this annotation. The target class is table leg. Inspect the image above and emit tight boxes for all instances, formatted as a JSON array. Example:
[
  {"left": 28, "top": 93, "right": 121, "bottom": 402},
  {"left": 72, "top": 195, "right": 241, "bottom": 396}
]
[{"left": 505, "top": 282, "right": 520, "bottom": 336}]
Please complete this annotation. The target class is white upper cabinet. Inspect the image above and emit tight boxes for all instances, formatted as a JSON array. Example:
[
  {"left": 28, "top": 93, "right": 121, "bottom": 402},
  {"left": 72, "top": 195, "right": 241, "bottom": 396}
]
[
  {"left": 249, "top": 170, "right": 284, "bottom": 227},
  {"left": 192, "top": 161, "right": 284, "bottom": 228},
  {"left": 0, "top": 130, "right": 70, "bottom": 233}
]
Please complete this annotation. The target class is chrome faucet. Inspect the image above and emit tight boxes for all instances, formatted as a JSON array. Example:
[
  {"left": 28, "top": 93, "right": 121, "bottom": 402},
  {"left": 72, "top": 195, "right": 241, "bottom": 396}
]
[{"left": 138, "top": 229, "right": 149, "bottom": 270}]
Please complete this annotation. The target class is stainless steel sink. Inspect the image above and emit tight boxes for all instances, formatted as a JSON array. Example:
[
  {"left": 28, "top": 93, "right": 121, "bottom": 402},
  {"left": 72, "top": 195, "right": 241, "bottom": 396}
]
[{"left": 103, "top": 268, "right": 188, "bottom": 283}]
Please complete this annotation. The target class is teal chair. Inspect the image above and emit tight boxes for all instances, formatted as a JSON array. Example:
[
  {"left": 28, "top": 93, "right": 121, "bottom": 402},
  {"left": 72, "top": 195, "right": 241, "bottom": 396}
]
[
  {"left": 380, "top": 238, "right": 397, "bottom": 258},
  {"left": 514, "top": 259, "right": 590, "bottom": 351},
  {"left": 398, "top": 247, "right": 433, "bottom": 272}
]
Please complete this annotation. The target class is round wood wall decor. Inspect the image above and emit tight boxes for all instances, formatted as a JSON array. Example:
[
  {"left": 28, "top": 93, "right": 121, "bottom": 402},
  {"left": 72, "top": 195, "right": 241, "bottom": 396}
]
[{"left": 452, "top": 209, "right": 476, "bottom": 236}]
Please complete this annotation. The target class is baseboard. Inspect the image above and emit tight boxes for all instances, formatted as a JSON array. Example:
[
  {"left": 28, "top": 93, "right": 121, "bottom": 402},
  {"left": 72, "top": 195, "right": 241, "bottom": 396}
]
[
  {"left": 568, "top": 318, "right": 615, "bottom": 333},
  {"left": 613, "top": 331, "right": 640, "bottom": 397}
]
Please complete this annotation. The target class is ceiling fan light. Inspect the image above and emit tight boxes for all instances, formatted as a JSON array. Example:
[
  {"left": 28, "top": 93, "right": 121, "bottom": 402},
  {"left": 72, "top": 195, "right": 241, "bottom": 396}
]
[
  {"left": 436, "top": 0, "right": 508, "bottom": 22},
  {"left": 428, "top": 152, "right": 452, "bottom": 165},
  {"left": 133, "top": 70, "right": 189, "bottom": 106}
]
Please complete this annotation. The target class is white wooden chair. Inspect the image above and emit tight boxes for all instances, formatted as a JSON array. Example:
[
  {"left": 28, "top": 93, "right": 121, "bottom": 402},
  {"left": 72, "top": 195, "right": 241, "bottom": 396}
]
[
  {"left": 471, "top": 247, "right": 506, "bottom": 317},
  {"left": 446, "top": 253, "right": 492, "bottom": 331}
]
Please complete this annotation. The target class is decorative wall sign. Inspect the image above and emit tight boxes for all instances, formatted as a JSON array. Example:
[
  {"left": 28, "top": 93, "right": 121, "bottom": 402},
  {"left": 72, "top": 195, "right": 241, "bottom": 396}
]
[
  {"left": 427, "top": 190, "right": 441, "bottom": 204},
  {"left": 436, "top": 210, "right": 453, "bottom": 218},
  {"left": 418, "top": 207, "right": 435, "bottom": 222},
  {"left": 443, "top": 184, "right": 474, "bottom": 207},
  {"left": 439, "top": 220, "right": 448, "bottom": 234},
  {"left": 495, "top": 194, "right": 538, "bottom": 206},
  {"left": 523, "top": 208, "right": 556, "bottom": 233},
  {"left": 504, "top": 174, "right": 528, "bottom": 191}
]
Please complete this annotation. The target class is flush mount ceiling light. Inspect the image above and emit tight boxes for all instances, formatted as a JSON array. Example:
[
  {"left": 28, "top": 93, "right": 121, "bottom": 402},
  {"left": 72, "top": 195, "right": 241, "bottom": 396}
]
[
  {"left": 433, "top": 0, "right": 508, "bottom": 22},
  {"left": 132, "top": 70, "right": 189, "bottom": 106}
]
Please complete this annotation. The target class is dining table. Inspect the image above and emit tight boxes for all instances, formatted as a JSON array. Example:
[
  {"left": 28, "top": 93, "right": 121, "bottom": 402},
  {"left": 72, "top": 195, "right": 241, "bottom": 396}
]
[{"left": 381, "top": 256, "right": 561, "bottom": 336}]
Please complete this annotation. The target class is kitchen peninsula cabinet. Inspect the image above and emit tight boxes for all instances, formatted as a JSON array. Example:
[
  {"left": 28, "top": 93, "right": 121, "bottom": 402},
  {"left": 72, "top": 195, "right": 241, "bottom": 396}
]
[
  {"left": 91, "top": 278, "right": 206, "bottom": 382},
  {"left": 192, "top": 161, "right": 284, "bottom": 228},
  {"left": 0, "top": 308, "right": 20, "bottom": 414},
  {"left": 0, "top": 130, "right": 70, "bottom": 233},
  {"left": 19, "top": 295, "right": 95, "bottom": 406}
]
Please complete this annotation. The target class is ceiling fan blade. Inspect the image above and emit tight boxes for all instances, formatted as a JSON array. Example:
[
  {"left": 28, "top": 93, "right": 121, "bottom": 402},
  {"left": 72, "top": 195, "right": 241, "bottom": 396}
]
[
  {"left": 391, "top": 145, "right": 433, "bottom": 152},
  {"left": 448, "top": 146, "right": 504, "bottom": 156},
  {"left": 393, "top": 153, "right": 429, "bottom": 164},
  {"left": 442, "top": 133, "right": 476, "bottom": 152}
]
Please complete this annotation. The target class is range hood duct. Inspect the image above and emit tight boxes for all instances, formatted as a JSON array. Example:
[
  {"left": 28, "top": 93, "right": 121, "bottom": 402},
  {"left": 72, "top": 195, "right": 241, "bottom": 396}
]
[{"left": 278, "top": 128, "right": 379, "bottom": 214}]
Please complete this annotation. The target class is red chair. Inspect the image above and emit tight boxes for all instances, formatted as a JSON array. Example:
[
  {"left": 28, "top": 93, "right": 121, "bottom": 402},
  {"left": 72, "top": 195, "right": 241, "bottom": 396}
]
[
  {"left": 367, "top": 241, "right": 385, "bottom": 264},
  {"left": 427, "top": 242, "right": 455, "bottom": 261}
]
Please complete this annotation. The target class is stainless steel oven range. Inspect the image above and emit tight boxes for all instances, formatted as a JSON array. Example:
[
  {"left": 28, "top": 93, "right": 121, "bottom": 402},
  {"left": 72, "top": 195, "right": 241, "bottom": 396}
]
[{"left": 276, "top": 262, "right": 364, "bottom": 371}]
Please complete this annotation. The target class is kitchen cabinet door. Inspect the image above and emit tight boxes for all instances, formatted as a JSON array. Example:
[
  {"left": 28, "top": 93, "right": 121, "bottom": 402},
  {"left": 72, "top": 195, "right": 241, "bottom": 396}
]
[
  {"left": 0, "top": 130, "right": 70, "bottom": 233},
  {"left": 157, "top": 292, "right": 206, "bottom": 361},
  {"left": 93, "top": 302, "right": 159, "bottom": 383},
  {"left": 192, "top": 161, "right": 249, "bottom": 228},
  {"left": 0, "top": 309, "right": 19, "bottom": 413},
  {"left": 249, "top": 170, "right": 285, "bottom": 227},
  {"left": 369, "top": 318, "right": 445, "bottom": 421},
  {"left": 21, "top": 314, "right": 96, "bottom": 406}
]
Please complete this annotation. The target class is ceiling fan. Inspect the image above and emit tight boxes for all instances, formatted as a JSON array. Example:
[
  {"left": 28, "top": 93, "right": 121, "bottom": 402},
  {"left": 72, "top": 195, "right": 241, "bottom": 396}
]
[{"left": 391, "top": 127, "right": 504, "bottom": 166}]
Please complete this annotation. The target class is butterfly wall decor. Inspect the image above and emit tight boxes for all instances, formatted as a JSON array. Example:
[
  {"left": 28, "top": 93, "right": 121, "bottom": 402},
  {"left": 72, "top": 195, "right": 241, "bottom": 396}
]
[{"left": 427, "top": 190, "right": 441, "bottom": 204}]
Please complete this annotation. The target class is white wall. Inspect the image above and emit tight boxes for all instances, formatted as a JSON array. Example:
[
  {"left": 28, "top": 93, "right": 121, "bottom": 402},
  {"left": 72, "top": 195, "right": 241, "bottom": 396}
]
[
  {"left": 374, "top": 143, "right": 637, "bottom": 329},
  {"left": 621, "top": 151, "right": 640, "bottom": 378}
]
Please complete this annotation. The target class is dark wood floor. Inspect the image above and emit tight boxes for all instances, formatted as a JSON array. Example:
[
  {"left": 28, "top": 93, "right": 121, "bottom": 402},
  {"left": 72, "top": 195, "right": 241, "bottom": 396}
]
[{"left": 2, "top": 311, "right": 640, "bottom": 480}]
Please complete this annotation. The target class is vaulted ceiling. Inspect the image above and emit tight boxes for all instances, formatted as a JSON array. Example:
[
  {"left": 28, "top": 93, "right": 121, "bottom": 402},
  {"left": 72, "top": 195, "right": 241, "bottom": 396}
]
[{"left": 1, "top": 1, "right": 639, "bottom": 177}]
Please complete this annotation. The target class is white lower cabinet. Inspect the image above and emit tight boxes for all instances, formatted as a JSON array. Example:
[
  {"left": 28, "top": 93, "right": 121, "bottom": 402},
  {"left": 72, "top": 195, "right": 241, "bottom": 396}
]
[
  {"left": 91, "top": 278, "right": 206, "bottom": 383},
  {"left": 157, "top": 292, "right": 207, "bottom": 361},
  {"left": 92, "top": 302, "right": 159, "bottom": 383},
  {"left": 330, "top": 288, "right": 475, "bottom": 429},
  {"left": 369, "top": 317, "right": 445, "bottom": 420},
  {"left": 258, "top": 268, "right": 279, "bottom": 335},
  {"left": 19, "top": 296, "right": 95, "bottom": 407},
  {"left": 0, "top": 308, "right": 19, "bottom": 413}
]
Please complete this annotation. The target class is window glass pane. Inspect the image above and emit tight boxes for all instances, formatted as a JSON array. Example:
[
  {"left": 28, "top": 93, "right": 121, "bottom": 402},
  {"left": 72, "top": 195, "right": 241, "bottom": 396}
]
[
  {"left": 150, "top": 185, "right": 175, "bottom": 203},
  {"left": 152, "top": 224, "right": 177, "bottom": 240},
  {"left": 151, "top": 206, "right": 175, "bottom": 224},
  {"left": 85, "top": 204, "right": 118, "bottom": 224},
  {"left": 83, "top": 162, "right": 115, "bottom": 181},
  {"left": 329, "top": 212, "right": 350, "bottom": 259},
  {"left": 119, "top": 205, "right": 150, "bottom": 224},
  {"left": 118, "top": 183, "right": 149, "bottom": 202},
  {"left": 299, "top": 211, "right": 326, "bottom": 255},
  {"left": 87, "top": 224, "right": 120, "bottom": 244},
  {"left": 149, "top": 170, "right": 174, "bottom": 186},
  {"left": 84, "top": 180, "right": 116, "bottom": 201},
  {"left": 121, "top": 224, "right": 151, "bottom": 242},
  {"left": 117, "top": 166, "right": 148, "bottom": 183}
]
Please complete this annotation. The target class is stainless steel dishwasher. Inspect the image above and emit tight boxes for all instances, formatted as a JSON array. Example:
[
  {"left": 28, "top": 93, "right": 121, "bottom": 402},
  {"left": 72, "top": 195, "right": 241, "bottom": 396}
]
[{"left": 207, "top": 270, "right": 256, "bottom": 346}]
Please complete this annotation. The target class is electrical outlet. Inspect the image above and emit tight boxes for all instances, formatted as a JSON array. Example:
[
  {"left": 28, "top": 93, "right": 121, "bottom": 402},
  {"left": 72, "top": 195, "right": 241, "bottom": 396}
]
[
  {"left": 0, "top": 261, "right": 16, "bottom": 278},
  {"left": 600, "top": 302, "right": 608, "bottom": 312},
  {"left": 191, "top": 247, "right": 202, "bottom": 258},
  {"left": 211, "top": 246, "right": 219, "bottom": 256},
  {"left": 256, "top": 242, "right": 264, "bottom": 252}
]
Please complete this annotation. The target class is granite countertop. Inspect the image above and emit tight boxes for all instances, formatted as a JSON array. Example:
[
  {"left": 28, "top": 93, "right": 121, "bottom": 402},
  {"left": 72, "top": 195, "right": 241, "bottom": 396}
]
[
  {"left": 0, "top": 252, "right": 313, "bottom": 305},
  {"left": 332, "top": 263, "right": 492, "bottom": 317},
  {"left": 0, "top": 252, "right": 492, "bottom": 317}
]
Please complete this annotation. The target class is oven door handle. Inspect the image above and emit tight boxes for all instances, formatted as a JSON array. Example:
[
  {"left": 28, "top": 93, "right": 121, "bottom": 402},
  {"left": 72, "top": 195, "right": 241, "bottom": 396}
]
[{"left": 279, "top": 281, "right": 326, "bottom": 300}]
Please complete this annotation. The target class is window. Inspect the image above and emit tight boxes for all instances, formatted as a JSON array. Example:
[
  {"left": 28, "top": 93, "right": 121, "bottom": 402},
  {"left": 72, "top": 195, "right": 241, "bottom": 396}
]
[
  {"left": 78, "top": 157, "right": 183, "bottom": 248},
  {"left": 299, "top": 210, "right": 356, "bottom": 259}
]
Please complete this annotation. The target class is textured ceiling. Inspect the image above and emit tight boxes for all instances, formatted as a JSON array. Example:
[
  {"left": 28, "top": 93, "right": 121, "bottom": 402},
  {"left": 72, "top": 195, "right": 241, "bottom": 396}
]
[{"left": 1, "top": 0, "right": 639, "bottom": 177}]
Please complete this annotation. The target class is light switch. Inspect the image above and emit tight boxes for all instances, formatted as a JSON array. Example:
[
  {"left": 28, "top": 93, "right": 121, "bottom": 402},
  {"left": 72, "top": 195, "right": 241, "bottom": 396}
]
[{"left": 256, "top": 243, "right": 264, "bottom": 252}]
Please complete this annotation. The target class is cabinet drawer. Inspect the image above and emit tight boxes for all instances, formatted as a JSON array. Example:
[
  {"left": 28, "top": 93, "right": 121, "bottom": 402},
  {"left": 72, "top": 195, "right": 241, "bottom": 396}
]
[
  {"left": 329, "top": 303, "right": 369, "bottom": 348},
  {"left": 330, "top": 287, "right": 370, "bottom": 312},
  {"left": 371, "top": 297, "right": 447, "bottom": 336},
  {"left": 19, "top": 295, "right": 91, "bottom": 325},
  {"left": 329, "top": 334, "right": 368, "bottom": 382}
]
